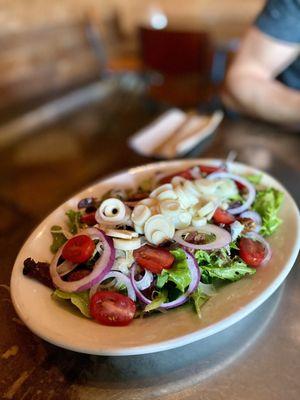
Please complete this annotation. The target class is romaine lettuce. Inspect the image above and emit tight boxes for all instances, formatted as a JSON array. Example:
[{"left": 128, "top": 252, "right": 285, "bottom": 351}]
[
  {"left": 52, "top": 289, "right": 90, "bottom": 318},
  {"left": 65, "top": 210, "right": 83, "bottom": 235},
  {"left": 156, "top": 248, "right": 191, "bottom": 292},
  {"left": 144, "top": 290, "right": 168, "bottom": 312},
  {"left": 195, "top": 249, "right": 255, "bottom": 282},
  {"left": 50, "top": 225, "right": 67, "bottom": 254},
  {"left": 252, "top": 188, "right": 284, "bottom": 236},
  {"left": 191, "top": 286, "right": 209, "bottom": 318}
]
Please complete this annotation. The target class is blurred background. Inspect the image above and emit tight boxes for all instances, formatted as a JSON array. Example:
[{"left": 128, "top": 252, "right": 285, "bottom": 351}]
[
  {"left": 1, "top": 2, "right": 300, "bottom": 400},
  {"left": 0, "top": 0, "right": 263, "bottom": 114}
]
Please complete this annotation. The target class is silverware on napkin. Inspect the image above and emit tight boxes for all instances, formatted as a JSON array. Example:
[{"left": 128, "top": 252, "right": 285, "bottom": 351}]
[{"left": 128, "top": 109, "right": 224, "bottom": 159}]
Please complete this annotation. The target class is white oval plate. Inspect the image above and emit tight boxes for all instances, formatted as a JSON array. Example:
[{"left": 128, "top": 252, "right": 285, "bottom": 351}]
[{"left": 11, "top": 159, "right": 300, "bottom": 355}]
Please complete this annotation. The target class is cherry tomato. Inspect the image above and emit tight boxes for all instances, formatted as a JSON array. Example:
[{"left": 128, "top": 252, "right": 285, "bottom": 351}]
[
  {"left": 235, "top": 181, "right": 246, "bottom": 191},
  {"left": 160, "top": 165, "right": 224, "bottom": 184},
  {"left": 90, "top": 291, "right": 136, "bottom": 326},
  {"left": 198, "top": 165, "right": 224, "bottom": 175},
  {"left": 213, "top": 207, "right": 235, "bottom": 225},
  {"left": 160, "top": 169, "right": 194, "bottom": 184},
  {"left": 133, "top": 244, "right": 174, "bottom": 274},
  {"left": 62, "top": 235, "right": 95, "bottom": 264},
  {"left": 67, "top": 269, "right": 91, "bottom": 282},
  {"left": 239, "top": 237, "right": 265, "bottom": 268},
  {"left": 80, "top": 212, "right": 97, "bottom": 226}
]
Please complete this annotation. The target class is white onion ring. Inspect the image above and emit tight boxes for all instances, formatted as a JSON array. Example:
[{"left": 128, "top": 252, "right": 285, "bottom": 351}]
[
  {"left": 240, "top": 210, "right": 262, "bottom": 232},
  {"left": 135, "top": 268, "right": 154, "bottom": 291},
  {"left": 130, "top": 249, "right": 200, "bottom": 309},
  {"left": 207, "top": 172, "right": 256, "bottom": 214},
  {"left": 56, "top": 260, "right": 77, "bottom": 277},
  {"left": 230, "top": 220, "right": 244, "bottom": 241},
  {"left": 190, "top": 166, "right": 201, "bottom": 179},
  {"left": 89, "top": 270, "right": 136, "bottom": 301},
  {"left": 49, "top": 228, "right": 115, "bottom": 293},
  {"left": 244, "top": 231, "right": 272, "bottom": 266},
  {"left": 174, "top": 225, "right": 231, "bottom": 250}
]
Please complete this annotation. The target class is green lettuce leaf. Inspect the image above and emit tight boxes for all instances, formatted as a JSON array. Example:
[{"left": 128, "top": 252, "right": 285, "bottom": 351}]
[
  {"left": 156, "top": 248, "right": 191, "bottom": 292},
  {"left": 191, "top": 286, "right": 209, "bottom": 318},
  {"left": 65, "top": 210, "right": 82, "bottom": 235},
  {"left": 246, "top": 173, "right": 263, "bottom": 185},
  {"left": 53, "top": 289, "right": 90, "bottom": 318},
  {"left": 203, "top": 259, "right": 255, "bottom": 281},
  {"left": 195, "top": 249, "right": 255, "bottom": 282},
  {"left": 144, "top": 290, "right": 168, "bottom": 312},
  {"left": 50, "top": 225, "right": 67, "bottom": 254},
  {"left": 252, "top": 188, "right": 284, "bottom": 236},
  {"left": 138, "top": 178, "right": 154, "bottom": 193}
]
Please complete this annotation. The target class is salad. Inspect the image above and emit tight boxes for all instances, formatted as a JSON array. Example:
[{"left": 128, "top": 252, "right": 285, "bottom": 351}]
[{"left": 23, "top": 163, "right": 284, "bottom": 327}]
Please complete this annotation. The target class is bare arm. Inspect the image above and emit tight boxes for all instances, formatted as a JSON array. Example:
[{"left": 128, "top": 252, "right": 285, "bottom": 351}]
[{"left": 222, "top": 27, "right": 300, "bottom": 125}]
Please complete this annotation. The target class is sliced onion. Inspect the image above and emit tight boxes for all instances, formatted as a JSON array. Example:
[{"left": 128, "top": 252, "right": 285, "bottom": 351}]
[
  {"left": 50, "top": 228, "right": 115, "bottom": 293},
  {"left": 89, "top": 270, "right": 136, "bottom": 301},
  {"left": 135, "top": 268, "right": 154, "bottom": 291},
  {"left": 240, "top": 210, "right": 262, "bottom": 232},
  {"left": 130, "top": 264, "right": 151, "bottom": 305},
  {"left": 174, "top": 225, "right": 231, "bottom": 251},
  {"left": 130, "top": 249, "right": 200, "bottom": 309},
  {"left": 230, "top": 220, "right": 244, "bottom": 241},
  {"left": 207, "top": 172, "right": 256, "bottom": 214},
  {"left": 224, "top": 150, "right": 237, "bottom": 170},
  {"left": 190, "top": 166, "right": 201, "bottom": 179},
  {"left": 56, "top": 260, "right": 77, "bottom": 277},
  {"left": 245, "top": 231, "right": 272, "bottom": 266}
]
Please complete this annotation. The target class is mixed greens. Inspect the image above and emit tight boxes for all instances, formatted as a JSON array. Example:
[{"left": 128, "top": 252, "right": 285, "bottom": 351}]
[{"left": 23, "top": 163, "right": 284, "bottom": 326}]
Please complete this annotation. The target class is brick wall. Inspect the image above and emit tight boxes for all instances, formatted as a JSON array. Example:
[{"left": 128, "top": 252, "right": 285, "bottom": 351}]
[{"left": 0, "top": 0, "right": 264, "bottom": 43}]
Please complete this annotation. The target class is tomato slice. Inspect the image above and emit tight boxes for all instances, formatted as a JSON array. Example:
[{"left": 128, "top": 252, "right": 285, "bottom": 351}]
[
  {"left": 160, "top": 165, "right": 224, "bottom": 184},
  {"left": 90, "top": 291, "right": 136, "bottom": 326},
  {"left": 239, "top": 237, "right": 265, "bottom": 268},
  {"left": 62, "top": 235, "right": 95, "bottom": 264},
  {"left": 213, "top": 207, "right": 235, "bottom": 225},
  {"left": 235, "top": 181, "right": 246, "bottom": 191},
  {"left": 133, "top": 244, "right": 174, "bottom": 274},
  {"left": 198, "top": 165, "right": 224, "bottom": 175},
  {"left": 160, "top": 169, "right": 194, "bottom": 184},
  {"left": 80, "top": 212, "right": 97, "bottom": 226}
]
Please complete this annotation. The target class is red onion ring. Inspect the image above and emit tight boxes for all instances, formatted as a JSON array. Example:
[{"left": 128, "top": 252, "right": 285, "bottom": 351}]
[
  {"left": 174, "top": 225, "right": 231, "bottom": 251},
  {"left": 130, "top": 249, "right": 200, "bottom": 309},
  {"left": 89, "top": 270, "right": 136, "bottom": 301},
  {"left": 245, "top": 231, "right": 272, "bottom": 266},
  {"left": 50, "top": 228, "right": 115, "bottom": 293},
  {"left": 207, "top": 172, "right": 256, "bottom": 214},
  {"left": 240, "top": 210, "right": 262, "bottom": 232}
]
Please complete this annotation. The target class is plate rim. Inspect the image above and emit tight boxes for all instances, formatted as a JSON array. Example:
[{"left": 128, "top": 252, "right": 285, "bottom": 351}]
[{"left": 10, "top": 158, "right": 300, "bottom": 355}]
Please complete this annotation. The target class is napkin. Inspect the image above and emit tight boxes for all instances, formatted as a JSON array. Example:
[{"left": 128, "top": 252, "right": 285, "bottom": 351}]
[{"left": 128, "top": 108, "right": 223, "bottom": 159}]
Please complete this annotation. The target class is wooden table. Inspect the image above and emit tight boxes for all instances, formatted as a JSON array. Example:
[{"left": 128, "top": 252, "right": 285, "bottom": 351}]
[{"left": 0, "top": 83, "right": 299, "bottom": 400}]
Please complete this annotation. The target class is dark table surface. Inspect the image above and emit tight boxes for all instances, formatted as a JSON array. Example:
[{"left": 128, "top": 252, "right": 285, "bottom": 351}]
[{"left": 0, "top": 82, "right": 299, "bottom": 400}]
